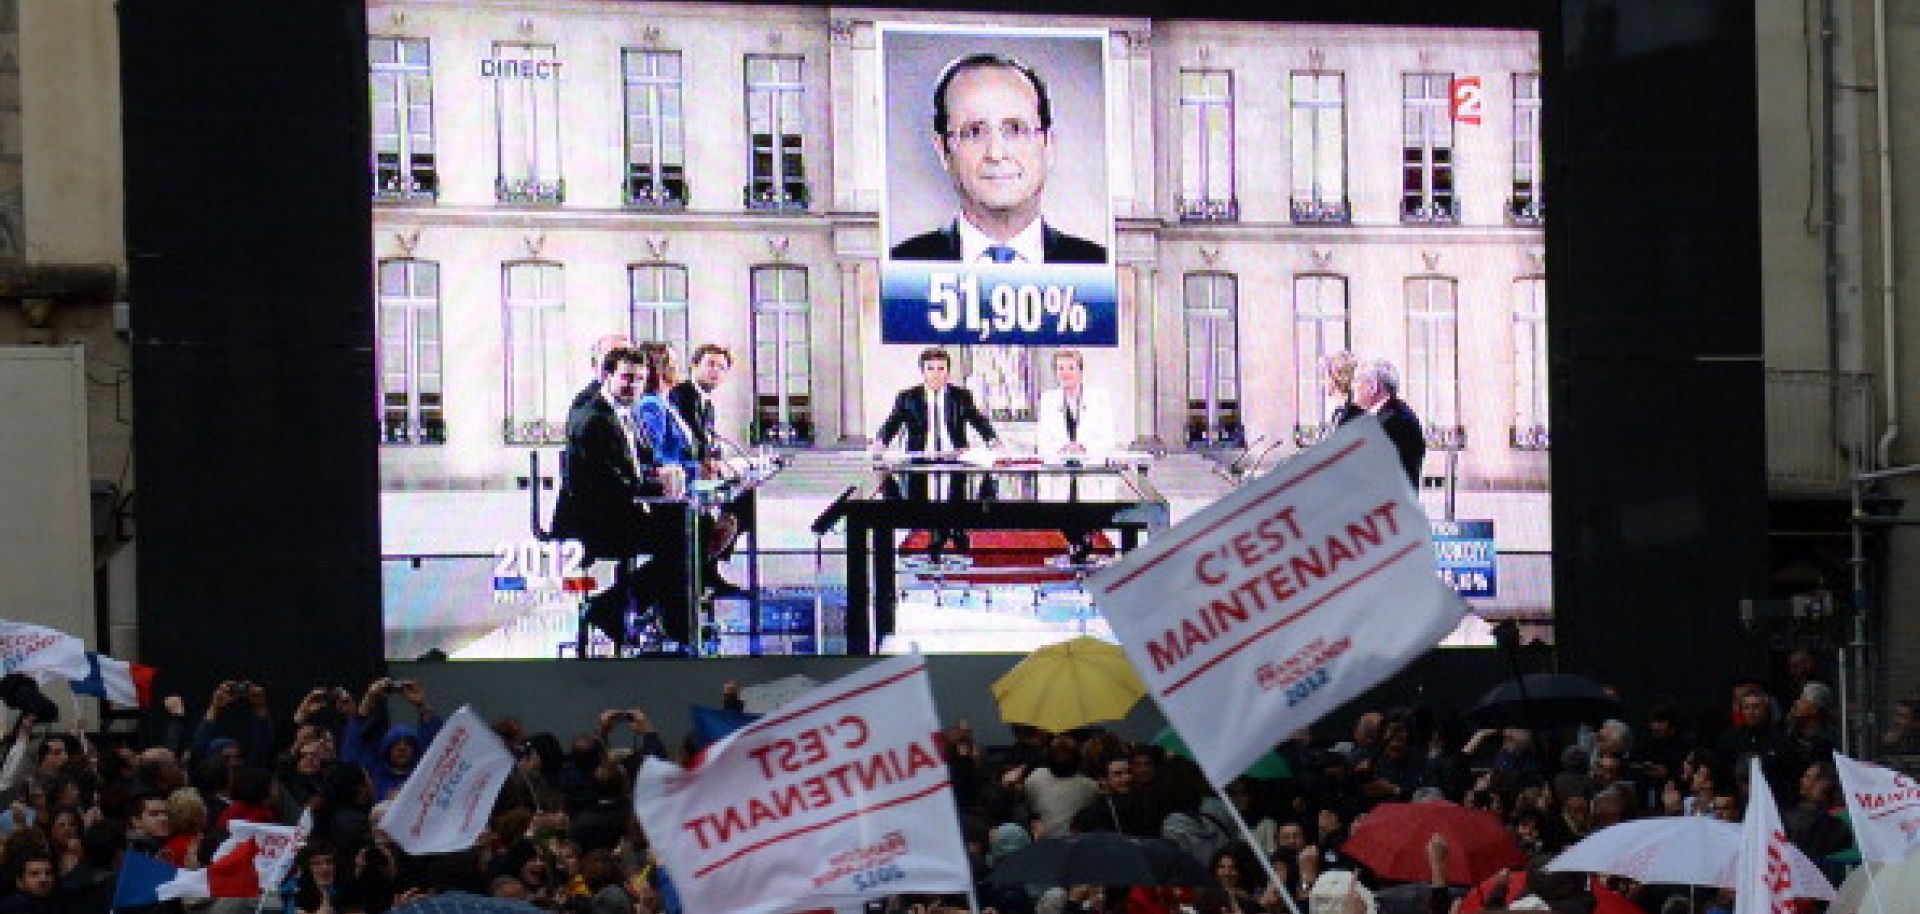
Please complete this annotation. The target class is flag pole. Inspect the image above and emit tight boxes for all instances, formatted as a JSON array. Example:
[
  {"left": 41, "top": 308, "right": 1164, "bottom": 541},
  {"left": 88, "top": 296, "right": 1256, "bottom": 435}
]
[
  {"left": 1863, "top": 861, "right": 1890, "bottom": 914},
  {"left": 1207, "top": 778, "right": 1304, "bottom": 914}
]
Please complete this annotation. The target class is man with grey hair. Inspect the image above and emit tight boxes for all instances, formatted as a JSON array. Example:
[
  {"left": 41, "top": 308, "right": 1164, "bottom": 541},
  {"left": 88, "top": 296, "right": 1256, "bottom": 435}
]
[{"left": 1351, "top": 358, "right": 1426, "bottom": 485}]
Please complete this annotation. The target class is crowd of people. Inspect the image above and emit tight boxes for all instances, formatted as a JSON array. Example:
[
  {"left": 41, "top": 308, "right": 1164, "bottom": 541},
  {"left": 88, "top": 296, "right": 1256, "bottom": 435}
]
[{"left": 0, "top": 653, "right": 1914, "bottom": 914}]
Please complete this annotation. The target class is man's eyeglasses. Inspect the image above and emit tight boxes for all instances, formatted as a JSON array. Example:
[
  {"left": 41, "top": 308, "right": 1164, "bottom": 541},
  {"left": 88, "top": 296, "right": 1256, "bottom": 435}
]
[{"left": 945, "top": 120, "right": 1046, "bottom": 148}]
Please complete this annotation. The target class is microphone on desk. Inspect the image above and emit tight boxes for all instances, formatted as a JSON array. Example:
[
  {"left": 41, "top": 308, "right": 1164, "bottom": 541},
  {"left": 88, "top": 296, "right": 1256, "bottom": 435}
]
[
  {"left": 715, "top": 431, "right": 786, "bottom": 470},
  {"left": 1219, "top": 434, "right": 1268, "bottom": 484},
  {"left": 1246, "top": 438, "right": 1288, "bottom": 479}
]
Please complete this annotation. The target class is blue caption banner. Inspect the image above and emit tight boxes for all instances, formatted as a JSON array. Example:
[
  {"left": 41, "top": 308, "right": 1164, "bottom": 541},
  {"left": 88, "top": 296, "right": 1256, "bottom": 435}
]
[
  {"left": 1429, "top": 519, "right": 1497, "bottom": 598},
  {"left": 881, "top": 263, "right": 1119, "bottom": 346}
]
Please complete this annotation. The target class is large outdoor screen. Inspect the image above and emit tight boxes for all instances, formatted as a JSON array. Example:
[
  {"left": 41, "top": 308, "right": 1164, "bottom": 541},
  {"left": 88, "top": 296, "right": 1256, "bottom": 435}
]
[{"left": 372, "top": 1, "right": 1549, "bottom": 660}]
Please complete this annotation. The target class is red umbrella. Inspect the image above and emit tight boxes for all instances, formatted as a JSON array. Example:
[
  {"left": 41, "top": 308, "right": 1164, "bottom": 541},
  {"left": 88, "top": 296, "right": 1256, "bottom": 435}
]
[{"left": 1341, "top": 801, "right": 1525, "bottom": 886}]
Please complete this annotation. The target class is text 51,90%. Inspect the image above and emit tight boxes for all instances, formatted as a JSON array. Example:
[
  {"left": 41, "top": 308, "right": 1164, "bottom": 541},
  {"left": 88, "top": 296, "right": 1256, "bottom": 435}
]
[{"left": 927, "top": 273, "right": 1091, "bottom": 341}]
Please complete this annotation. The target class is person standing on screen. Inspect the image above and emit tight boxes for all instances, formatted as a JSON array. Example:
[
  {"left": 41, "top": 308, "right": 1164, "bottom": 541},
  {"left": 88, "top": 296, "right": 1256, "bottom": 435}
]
[
  {"left": 889, "top": 53, "right": 1107, "bottom": 265},
  {"left": 568, "top": 333, "right": 633, "bottom": 413},
  {"left": 873, "top": 347, "right": 1002, "bottom": 454},
  {"left": 1036, "top": 349, "right": 1117, "bottom": 459},
  {"left": 669, "top": 343, "right": 750, "bottom": 599},
  {"left": 550, "top": 347, "right": 671, "bottom": 655},
  {"left": 1037, "top": 349, "right": 1116, "bottom": 564},
  {"left": 873, "top": 347, "right": 1002, "bottom": 558},
  {"left": 1352, "top": 358, "right": 1427, "bottom": 486},
  {"left": 1325, "top": 350, "right": 1363, "bottom": 428}
]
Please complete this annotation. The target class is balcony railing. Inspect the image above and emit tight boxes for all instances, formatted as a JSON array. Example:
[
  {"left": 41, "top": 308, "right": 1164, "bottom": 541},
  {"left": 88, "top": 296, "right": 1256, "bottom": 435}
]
[
  {"left": 1766, "top": 368, "right": 1874, "bottom": 492},
  {"left": 744, "top": 182, "right": 810, "bottom": 212},
  {"left": 496, "top": 177, "right": 565, "bottom": 205},
  {"left": 1507, "top": 196, "right": 1544, "bottom": 227},
  {"left": 1291, "top": 198, "right": 1351, "bottom": 225},
  {"left": 1177, "top": 196, "right": 1240, "bottom": 223},
  {"left": 1401, "top": 199, "right": 1461, "bottom": 225},
  {"left": 1423, "top": 424, "right": 1467, "bottom": 451}
]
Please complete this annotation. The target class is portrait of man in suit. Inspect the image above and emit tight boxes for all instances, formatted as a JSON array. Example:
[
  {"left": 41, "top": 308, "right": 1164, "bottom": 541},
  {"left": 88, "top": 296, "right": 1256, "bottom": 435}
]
[{"left": 889, "top": 53, "right": 1108, "bottom": 265}]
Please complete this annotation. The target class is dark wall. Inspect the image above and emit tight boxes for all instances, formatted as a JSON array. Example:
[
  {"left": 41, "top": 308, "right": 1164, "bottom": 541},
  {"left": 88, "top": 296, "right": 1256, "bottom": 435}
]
[
  {"left": 120, "top": 0, "right": 1768, "bottom": 727},
  {"left": 1546, "top": 0, "right": 1771, "bottom": 703},
  {"left": 124, "top": 0, "right": 383, "bottom": 709}
]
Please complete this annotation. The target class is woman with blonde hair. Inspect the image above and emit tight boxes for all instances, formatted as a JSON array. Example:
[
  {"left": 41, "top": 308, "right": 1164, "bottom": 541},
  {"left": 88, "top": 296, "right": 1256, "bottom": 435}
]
[{"left": 161, "top": 788, "right": 208, "bottom": 866}]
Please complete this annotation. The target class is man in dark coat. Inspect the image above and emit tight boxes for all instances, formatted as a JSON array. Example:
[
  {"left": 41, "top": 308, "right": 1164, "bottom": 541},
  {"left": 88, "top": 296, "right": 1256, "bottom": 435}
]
[
  {"left": 550, "top": 347, "right": 676, "bottom": 653},
  {"left": 1352, "top": 358, "right": 1428, "bottom": 486}
]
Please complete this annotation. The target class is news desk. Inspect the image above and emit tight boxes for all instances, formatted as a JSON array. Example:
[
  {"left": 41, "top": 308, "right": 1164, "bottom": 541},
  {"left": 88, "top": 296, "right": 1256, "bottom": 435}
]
[{"left": 841, "top": 456, "right": 1170, "bottom": 655}]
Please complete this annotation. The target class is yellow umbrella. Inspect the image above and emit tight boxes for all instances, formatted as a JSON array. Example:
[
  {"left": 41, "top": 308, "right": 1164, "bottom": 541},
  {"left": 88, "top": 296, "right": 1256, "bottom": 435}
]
[{"left": 991, "top": 636, "right": 1147, "bottom": 733}]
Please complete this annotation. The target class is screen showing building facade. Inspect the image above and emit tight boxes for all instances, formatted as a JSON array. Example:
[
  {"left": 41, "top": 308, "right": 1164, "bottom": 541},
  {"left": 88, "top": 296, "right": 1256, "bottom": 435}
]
[{"left": 371, "top": 1, "right": 1549, "bottom": 660}]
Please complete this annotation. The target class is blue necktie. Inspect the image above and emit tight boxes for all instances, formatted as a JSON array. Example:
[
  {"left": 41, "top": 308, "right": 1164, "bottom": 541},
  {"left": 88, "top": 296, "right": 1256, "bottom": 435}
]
[{"left": 985, "top": 245, "right": 1018, "bottom": 264}]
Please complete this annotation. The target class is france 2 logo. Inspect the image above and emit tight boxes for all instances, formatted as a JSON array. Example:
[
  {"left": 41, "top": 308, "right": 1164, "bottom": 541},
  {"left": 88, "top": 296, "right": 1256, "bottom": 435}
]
[{"left": 1450, "top": 77, "right": 1484, "bottom": 125}]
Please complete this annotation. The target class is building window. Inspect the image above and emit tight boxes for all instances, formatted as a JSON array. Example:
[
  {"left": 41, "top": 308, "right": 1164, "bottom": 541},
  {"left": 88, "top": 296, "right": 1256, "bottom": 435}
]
[
  {"left": 744, "top": 55, "right": 808, "bottom": 211},
  {"left": 1290, "top": 71, "right": 1348, "bottom": 224},
  {"left": 1292, "top": 274, "right": 1350, "bottom": 446},
  {"left": 751, "top": 266, "right": 813, "bottom": 444},
  {"left": 377, "top": 259, "right": 443, "bottom": 444},
  {"left": 1178, "top": 70, "right": 1237, "bottom": 222},
  {"left": 1511, "top": 276, "right": 1549, "bottom": 449},
  {"left": 492, "top": 42, "right": 564, "bottom": 204},
  {"left": 628, "top": 264, "right": 690, "bottom": 353},
  {"left": 1401, "top": 72, "right": 1457, "bottom": 224},
  {"left": 1183, "top": 273, "right": 1242, "bottom": 447},
  {"left": 502, "top": 262, "right": 569, "bottom": 444},
  {"left": 370, "top": 38, "right": 437, "bottom": 201},
  {"left": 1405, "top": 276, "right": 1464, "bottom": 449},
  {"left": 1510, "top": 73, "right": 1543, "bottom": 225},
  {"left": 623, "top": 50, "right": 687, "bottom": 209}
]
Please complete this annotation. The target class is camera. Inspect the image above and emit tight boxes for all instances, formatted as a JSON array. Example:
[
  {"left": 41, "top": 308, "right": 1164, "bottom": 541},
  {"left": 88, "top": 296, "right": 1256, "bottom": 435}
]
[{"left": 610, "top": 710, "right": 637, "bottom": 723}]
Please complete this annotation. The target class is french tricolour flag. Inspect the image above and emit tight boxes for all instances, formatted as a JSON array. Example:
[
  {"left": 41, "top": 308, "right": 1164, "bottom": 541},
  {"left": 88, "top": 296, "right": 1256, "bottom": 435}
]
[
  {"left": 112, "top": 840, "right": 262, "bottom": 907},
  {"left": 71, "top": 651, "right": 156, "bottom": 708}
]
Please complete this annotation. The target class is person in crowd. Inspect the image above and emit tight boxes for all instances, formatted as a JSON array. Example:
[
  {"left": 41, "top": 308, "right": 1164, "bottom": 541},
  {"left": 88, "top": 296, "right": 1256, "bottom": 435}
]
[
  {"left": 1884, "top": 698, "right": 1920, "bottom": 753},
  {"left": 1070, "top": 756, "right": 1156, "bottom": 837},
  {"left": 0, "top": 852, "right": 57, "bottom": 914},
  {"left": 127, "top": 791, "right": 171, "bottom": 859},
  {"left": 1023, "top": 737, "right": 1097, "bottom": 838},
  {"left": 1781, "top": 759, "right": 1850, "bottom": 863},
  {"left": 160, "top": 787, "right": 207, "bottom": 867},
  {"left": 1716, "top": 686, "right": 1803, "bottom": 799},
  {"left": 295, "top": 839, "right": 343, "bottom": 914},
  {"left": 57, "top": 823, "right": 122, "bottom": 914},
  {"left": 343, "top": 678, "right": 443, "bottom": 802},
  {"left": 1783, "top": 681, "right": 1838, "bottom": 763}
]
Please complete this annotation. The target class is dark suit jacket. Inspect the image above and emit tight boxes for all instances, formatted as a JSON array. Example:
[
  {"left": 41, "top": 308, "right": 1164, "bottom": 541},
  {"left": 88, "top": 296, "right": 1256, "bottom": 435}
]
[
  {"left": 1375, "top": 397, "right": 1428, "bottom": 486},
  {"left": 550, "top": 384, "right": 662, "bottom": 560},
  {"left": 889, "top": 220, "right": 1107, "bottom": 264},
  {"left": 876, "top": 385, "right": 998, "bottom": 451},
  {"left": 1337, "top": 398, "right": 1423, "bottom": 483},
  {"left": 667, "top": 380, "right": 716, "bottom": 462}
]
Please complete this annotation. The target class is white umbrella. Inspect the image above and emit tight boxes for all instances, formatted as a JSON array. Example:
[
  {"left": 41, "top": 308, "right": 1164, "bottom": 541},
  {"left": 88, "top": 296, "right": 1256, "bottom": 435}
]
[
  {"left": 1831, "top": 855, "right": 1920, "bottom": 914},
  {"left": 1547, "top": 816, "right": 1835, "bottom": 898}
]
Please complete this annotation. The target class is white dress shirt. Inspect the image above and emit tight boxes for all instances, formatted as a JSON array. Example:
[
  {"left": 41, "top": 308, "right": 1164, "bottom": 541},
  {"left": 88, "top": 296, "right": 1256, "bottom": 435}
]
[{"left": 956, "top": 215, "right": 1046, "bottom": 264}]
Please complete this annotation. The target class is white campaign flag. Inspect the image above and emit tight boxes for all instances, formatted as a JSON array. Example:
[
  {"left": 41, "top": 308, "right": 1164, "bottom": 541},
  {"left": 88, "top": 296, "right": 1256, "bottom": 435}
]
[
  {"left": 1088, "top": 417, "right": 1465, "bottom": 785},
  {"left": 1736, "top": 756, "right": 1836, "bottom": 914},
  {"left": 634, "top": 655, "right": 970, "bottom": 914},
  {"left": 220, "top": 809, "right": 312, "bottom": 888},
  {"left": 383, "top": 705, "right": 514, "bottom": 854},
  {"left": 0, "top": 620, "right": 89, "bottom": 684},
  {"left": 1834, "top": 753, "right": 1920, "bottom": 863}
]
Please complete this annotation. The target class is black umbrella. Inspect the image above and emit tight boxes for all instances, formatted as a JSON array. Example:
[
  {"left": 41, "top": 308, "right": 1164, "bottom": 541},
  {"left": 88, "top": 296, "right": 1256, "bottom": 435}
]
[
  {"left": 1466, "top": 673, "right": 1622, "bottom": 729},
  {"left": 989, "top": 833, "right": 1211, "bottom": 887},
  {"left": 387, "top": 892, "right": 550, "bottom": 914}
]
